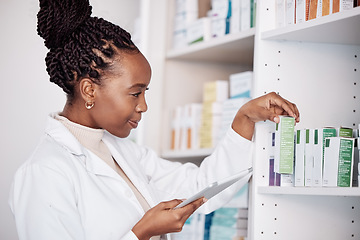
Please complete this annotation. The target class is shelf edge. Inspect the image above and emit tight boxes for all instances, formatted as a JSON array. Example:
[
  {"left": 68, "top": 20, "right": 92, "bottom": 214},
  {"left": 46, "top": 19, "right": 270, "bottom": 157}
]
[
  {"left": 261, "top": 7, "right": 360, "bottom": 44},
  {"left": 257, "top": 186, "right": 360, "bottom": 196},
  {"left": 167, "top": 28, "right": 256, "bottom": 59}
]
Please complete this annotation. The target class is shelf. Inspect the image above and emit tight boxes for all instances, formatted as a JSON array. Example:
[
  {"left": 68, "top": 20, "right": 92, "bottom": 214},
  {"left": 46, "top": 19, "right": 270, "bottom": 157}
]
[
  {"left": 161, "top": 148, "right": 213, "bottom": 159},
  {"left": 262, "top": 7, "right": 360, "bottom": 45},
  {"left": 258, "top": 186, "right": 360, "bottom": 197},
  {"left": 167, "top": 28, "right": 256, "bottom": 64}
]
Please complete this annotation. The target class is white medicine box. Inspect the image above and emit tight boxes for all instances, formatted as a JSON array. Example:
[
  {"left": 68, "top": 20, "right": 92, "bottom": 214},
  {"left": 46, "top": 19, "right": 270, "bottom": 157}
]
[{"left": 229, "top": 71, "right": 253, "bottom": 99}]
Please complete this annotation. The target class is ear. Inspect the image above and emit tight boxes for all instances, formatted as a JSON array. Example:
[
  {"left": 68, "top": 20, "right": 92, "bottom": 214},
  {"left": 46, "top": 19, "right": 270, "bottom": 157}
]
[{"left": 79, "top": 78, "right": 96, "bottom": 102}]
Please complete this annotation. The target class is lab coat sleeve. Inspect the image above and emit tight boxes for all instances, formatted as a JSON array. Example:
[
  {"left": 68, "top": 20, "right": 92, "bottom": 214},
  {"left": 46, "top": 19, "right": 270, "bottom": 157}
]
[
  {"left": 9, "top": 163, "right": 140, "bottom": 240},
  {"left": 140, "top": 127, "right": 253, "bottom": 213}
]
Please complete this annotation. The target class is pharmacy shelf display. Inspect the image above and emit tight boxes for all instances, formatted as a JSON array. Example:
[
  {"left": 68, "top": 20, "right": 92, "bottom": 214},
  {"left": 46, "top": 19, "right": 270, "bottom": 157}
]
[
  {"left": 157, "top": 1, "right": 360, "bottom": 240},
  {"left": 162, "top": 29, "right": 255, "bottom": 159},
  {"left": 262, "top": 6, "right": 360, "bottom": 45},
  {"left": 160, "top": 2, "right": 255, "bottom": 159},
  {"left": 251, "top": 1, "right": 360, "bottom": 240}
]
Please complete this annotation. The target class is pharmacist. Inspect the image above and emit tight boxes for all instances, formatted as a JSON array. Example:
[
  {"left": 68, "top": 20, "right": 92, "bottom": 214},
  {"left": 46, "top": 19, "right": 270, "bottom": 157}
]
[{"left": 9, "top": 0, "right": 300, "bottom": 239}]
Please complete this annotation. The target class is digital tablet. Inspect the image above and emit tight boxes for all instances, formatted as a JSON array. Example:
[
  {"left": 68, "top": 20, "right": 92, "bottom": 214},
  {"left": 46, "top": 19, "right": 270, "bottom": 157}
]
[{"left": 174, "top": 167, "right": 253, "bottom": 209}]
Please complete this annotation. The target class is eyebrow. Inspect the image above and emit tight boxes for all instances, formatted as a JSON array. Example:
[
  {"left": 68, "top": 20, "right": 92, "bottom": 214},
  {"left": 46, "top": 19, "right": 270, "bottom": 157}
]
[{"left": 128, "top": 83, "right": 148, "bottom": 89}]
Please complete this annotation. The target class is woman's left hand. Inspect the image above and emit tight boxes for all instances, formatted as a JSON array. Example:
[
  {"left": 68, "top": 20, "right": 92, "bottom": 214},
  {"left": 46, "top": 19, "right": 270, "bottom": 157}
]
[
  {"left": 232, "top": 92, "right": 300, "bottom": 140},
  {"left": 132, "top": 198, "right": 206, "bottom": 240}
]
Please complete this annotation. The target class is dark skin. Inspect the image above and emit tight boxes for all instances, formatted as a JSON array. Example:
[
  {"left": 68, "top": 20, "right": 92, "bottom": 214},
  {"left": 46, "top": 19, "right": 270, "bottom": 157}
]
[
  {"left": 60, "top": 48, "right": 299, "bottom": 240},
  {"left": 233, "top": 92, "right": 300, "bottom": 140}
]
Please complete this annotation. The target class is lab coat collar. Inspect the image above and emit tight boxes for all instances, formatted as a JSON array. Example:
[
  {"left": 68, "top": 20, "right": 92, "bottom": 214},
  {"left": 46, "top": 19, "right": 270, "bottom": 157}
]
[
  {"left": 44, "top": 115, "right": 114, "bottom": 174},
  {"left": 45, "top": 113, "right": 157, "bottom": 207},
  {"left": 45, "top": 113, "right": 87, "bottom": 157},
  {"left": 45, "top": 114, "right": 124, "bottom": 178}
]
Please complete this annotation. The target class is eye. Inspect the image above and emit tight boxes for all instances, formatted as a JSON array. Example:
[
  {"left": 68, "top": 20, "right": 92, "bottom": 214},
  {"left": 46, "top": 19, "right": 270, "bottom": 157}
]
[
  {"left": 131, "top": 87, "right": 149, "bottom": 97},
  {"left": 131, "top": 92, "right": 141, "bottom": 97}
]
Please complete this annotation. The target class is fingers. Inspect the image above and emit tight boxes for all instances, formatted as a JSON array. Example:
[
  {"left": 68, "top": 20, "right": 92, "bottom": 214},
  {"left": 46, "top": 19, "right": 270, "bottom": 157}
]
[
  {"left": 133, "top": 198, "right": 207, "bottom": 238},
  {"left": 173, "top": 197, "right": 206, "bottom": 219},
  {"left": 161, "top": 198, "right": 206, "bottom": 233},
  {"left": 159, "top": 199, "right": 184, "bottom": 210},
  {"left": 184, "top": 197, "right": 206, "bottom": 212},
  {"left": 230, "top": 91, "right": 300, "bottom": 139},
  {"left": 268, "top": 92, "right": 300, "bottom": 123},
  {"left": 281, "top": 97, "right": 300, "bottom": 122},
  {"left": 157, "top": 197, "right": 205, "bottom": 212},
  {"left": 270, "top": 94, "right": 295, "bottom": 118}
]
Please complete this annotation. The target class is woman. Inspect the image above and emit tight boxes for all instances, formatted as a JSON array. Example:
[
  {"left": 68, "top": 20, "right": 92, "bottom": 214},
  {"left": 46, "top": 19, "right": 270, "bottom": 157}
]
[{"left": 9, "top": 0, "right": 300, "bottom": 239}]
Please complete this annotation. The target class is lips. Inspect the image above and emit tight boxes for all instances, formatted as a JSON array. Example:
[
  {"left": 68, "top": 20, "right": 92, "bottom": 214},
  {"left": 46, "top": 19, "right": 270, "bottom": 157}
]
[{"left": 128, "top": 119, "right": 139, "bottom": 128}]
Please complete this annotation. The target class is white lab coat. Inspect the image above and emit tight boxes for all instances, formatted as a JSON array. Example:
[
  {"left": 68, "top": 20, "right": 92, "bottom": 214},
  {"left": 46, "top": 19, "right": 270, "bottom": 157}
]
[{"left": 9, "top": 114, "right": 253, "bottom": 240}]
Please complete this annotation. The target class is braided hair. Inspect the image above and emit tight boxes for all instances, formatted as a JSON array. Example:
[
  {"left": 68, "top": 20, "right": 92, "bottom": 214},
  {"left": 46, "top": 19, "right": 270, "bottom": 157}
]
[{"left": 37, "top": 0, "right": 139, "bottom": 99}]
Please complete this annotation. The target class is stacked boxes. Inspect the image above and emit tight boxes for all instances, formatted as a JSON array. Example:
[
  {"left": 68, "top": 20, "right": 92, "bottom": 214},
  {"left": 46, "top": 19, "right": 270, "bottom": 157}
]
[
  {"left": 170, "top": 104, "right": 203, "bottom": 150},
  {"left": 269, "top": 123, "right": 359, "bottom": 188},
  {"left": 199, "top": 80, "right": 228, "bottom": 148},
  {"left": 172, "top": 0, "right": 257, "bottom": 48},
  {"left": 170, "top": 71, "right": 252, "bottom": 151},
  {"left": 231, "top": 0, "right": 256, "bottom": 33},
  {"left": 218, "top": 71, "right": 252, "bottom": 140},
  {"left": 173, "top": 0, "right": 199, "bottom": 48},
  {"left": 210, "top": 0, "right": 231, "bottom": 37},
  {"left": 171, "top": 185, "right": 249, "bottom": 240},
  {"left": 218, "top": 98, "right": 250, "bottom": 141},
  {"left": 276, "top": 0, "right": 356, "bottom": 27},
  {"left": 209, "top": 208, "right": 248, "bottom": 240},
  {"left": 209, "top": 185, "right": 249, "bottom": 240}
]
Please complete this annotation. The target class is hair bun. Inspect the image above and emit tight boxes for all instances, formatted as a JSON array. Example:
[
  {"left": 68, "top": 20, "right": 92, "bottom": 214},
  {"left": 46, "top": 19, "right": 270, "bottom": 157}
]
[{"left": 37, "top": 0, "right": 92, "bottom": 49}]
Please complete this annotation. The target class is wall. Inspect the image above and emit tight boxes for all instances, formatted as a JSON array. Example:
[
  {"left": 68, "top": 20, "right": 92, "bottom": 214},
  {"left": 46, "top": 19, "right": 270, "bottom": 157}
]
[
  {"left": 0, "top": 0, "right": 139, "bottom": 239},
  {"left": 137, "top": 0, "right": 168, "bottom": 153}
]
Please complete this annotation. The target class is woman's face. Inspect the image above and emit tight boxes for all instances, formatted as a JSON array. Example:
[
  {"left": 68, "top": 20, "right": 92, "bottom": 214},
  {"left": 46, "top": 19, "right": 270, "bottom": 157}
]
[{"left": 89, "top": 51, "right": 151, "bottom": 138}]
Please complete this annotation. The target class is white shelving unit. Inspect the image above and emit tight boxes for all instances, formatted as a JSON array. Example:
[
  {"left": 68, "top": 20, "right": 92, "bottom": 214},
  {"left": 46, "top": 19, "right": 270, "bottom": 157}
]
[
  {"left": 161, "top": 27, "right": 256, "bottom": 160},
  {"left": 251, "top": 1, "right": 360, "bottom": 240},
  {"left": 160, "top": 1, "right": 254, "bottom": 154},
  {"left": 167, "top": 28, "right": 255, "bottom": 64},
  {"left": 153, "top": 1, "right": 360, "bottom": 239}
]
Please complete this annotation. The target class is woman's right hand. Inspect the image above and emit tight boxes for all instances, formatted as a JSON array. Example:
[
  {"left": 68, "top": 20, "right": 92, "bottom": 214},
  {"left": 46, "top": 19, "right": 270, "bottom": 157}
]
[{"left": 132, "top": 197, "right": 206, "bottom": 240}]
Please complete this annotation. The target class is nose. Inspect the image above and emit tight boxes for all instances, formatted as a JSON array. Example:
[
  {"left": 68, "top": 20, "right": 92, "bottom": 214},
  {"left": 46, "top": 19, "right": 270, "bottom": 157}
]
[{"left": 136, "top": 95, "right": 148, "bottom": 113}]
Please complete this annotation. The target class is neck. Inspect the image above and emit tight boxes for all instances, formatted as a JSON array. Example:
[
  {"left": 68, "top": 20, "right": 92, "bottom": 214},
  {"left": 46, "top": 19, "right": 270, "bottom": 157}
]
[{"left": 61, "top": 99, "right": 97, "bottom": 129}]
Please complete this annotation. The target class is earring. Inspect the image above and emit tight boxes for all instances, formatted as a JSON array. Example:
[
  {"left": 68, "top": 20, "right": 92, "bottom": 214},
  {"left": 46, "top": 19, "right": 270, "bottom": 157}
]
[{"left": 85, "top": 101, "right": 94, "bottom": 110}]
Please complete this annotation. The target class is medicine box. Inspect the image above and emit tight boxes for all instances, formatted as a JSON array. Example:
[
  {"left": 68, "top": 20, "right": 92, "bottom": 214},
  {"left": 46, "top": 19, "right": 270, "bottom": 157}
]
[
  {"left": 211, "top": 0, "right": 231, "bottom": 18},
  {"left": 229, "top": 71, "right": 252, "bottom": 99},
  {"left": 186, "top": 17, "right": 211, "bottom": 44},
  {"left": 323, "top": 137, "right": 355, "bottom": 187},
  {"left": 211, "top": 17, "right": 230, "bottom": 38},
  {"left": 274, "top": 116, "right": 295, "bottom": 174}
]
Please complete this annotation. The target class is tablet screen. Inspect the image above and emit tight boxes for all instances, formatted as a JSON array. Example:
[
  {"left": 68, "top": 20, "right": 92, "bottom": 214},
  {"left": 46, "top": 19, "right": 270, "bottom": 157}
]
[{"left": 174, "top": 167, "right": 252, "bottom": 209}]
